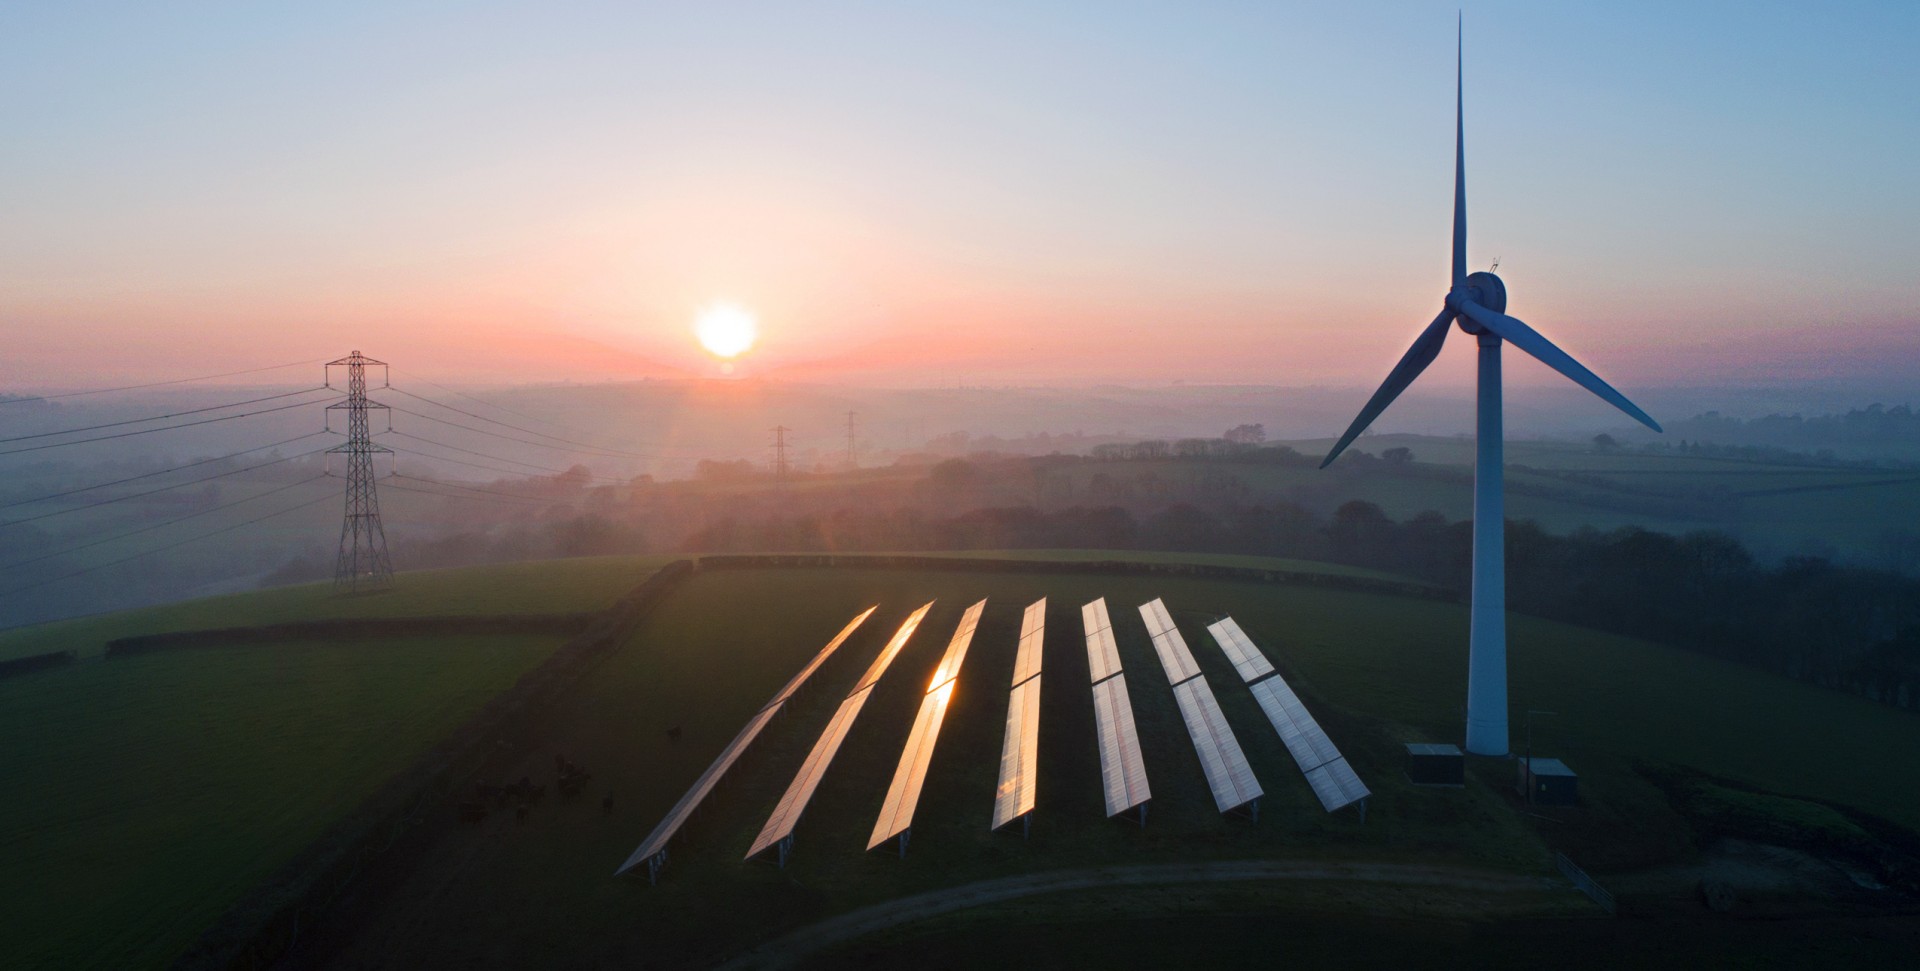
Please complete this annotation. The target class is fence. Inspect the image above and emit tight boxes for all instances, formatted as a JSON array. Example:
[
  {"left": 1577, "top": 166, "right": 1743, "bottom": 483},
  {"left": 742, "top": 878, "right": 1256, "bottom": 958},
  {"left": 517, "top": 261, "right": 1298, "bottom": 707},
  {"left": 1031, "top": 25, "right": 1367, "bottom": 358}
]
[{"left": 1554, "top": 851, "right": 1617, "bottom": 915}]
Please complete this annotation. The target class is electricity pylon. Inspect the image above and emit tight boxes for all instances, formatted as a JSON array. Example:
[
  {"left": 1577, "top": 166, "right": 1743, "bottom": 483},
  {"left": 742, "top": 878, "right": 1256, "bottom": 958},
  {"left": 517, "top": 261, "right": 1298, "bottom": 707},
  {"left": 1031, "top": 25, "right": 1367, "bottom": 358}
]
[
  {"left": 327, "top": 350, "right": 393, "bottom": 592},
  {"left": 771, "top": 425, "right": 791, "bottom": 482}
]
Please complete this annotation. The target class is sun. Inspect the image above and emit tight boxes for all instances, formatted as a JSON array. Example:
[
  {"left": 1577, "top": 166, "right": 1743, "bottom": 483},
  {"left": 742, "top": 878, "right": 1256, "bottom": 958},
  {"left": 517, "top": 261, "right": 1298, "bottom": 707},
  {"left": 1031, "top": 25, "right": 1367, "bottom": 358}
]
[{"left": 694, "top": 303, "right": 758, "bottom": 359}]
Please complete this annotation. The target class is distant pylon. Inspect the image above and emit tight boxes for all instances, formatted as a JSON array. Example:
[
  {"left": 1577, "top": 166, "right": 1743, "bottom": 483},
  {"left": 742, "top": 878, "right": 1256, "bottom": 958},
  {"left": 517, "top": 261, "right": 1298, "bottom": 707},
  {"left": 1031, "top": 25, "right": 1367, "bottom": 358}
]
[
  {"left": 327, "top": 351, "right": 393, "bottom": 592},
  {"left": 771, "top": 425, "right": 791, "bottom": 482},
  {"left": 845, "top": 411, "right": 857, "bottom": 469}
]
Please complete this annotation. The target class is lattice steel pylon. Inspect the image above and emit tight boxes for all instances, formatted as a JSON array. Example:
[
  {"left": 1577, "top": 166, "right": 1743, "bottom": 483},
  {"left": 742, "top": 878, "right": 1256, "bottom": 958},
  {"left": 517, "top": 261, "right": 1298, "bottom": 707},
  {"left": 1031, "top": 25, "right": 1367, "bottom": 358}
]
[
  {"left": 771, "top": 425, "right": 791, "bottom": 482},
  {"left": 327, "top": 351, "right": 393, "bottom": 592}
]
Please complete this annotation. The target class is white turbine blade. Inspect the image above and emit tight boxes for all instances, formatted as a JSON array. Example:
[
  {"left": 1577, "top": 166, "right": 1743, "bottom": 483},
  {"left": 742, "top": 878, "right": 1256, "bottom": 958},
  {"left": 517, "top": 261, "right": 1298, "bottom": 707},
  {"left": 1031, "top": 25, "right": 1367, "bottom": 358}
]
[
  {"left": 1452, "top": 299, "right": 1662, "bottom": 432},
  {"left": 1452, "top": 15, "right": 1467, "bottom": 289},
  {"left": 1321, "top": 306, "right": 1455, "bottom": 468}
]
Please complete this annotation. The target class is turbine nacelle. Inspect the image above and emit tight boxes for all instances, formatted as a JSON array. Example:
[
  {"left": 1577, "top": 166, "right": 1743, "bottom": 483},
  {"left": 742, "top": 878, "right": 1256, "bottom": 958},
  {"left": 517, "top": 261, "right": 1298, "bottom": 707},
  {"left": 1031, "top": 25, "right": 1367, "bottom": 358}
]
[{"left": 1449, "top": 271, "right": 1507, "bottom": 334}]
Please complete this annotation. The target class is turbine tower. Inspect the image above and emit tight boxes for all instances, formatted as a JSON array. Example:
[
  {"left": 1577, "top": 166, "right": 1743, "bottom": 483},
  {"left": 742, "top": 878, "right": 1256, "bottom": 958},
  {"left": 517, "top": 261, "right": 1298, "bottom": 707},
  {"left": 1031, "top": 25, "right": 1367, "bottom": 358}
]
[{"left": 1321, "top": 24, "right": 1661, "bottom": 756}]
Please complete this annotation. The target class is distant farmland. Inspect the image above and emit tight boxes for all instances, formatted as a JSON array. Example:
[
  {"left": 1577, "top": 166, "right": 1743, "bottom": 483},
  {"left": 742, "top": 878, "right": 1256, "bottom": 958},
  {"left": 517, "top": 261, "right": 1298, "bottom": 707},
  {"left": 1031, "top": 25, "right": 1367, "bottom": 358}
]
[{"left": 0, "top": 633, "right": 566, "bottom": 969}]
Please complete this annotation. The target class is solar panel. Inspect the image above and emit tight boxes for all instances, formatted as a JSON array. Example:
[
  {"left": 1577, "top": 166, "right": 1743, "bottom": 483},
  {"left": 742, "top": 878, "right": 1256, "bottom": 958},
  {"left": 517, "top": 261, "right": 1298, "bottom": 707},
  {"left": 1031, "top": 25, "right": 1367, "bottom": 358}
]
[
  {"left": 870, "top": 604, "right": 982, "bottom": 851},
  {"left": 1204, "top": 616, "right": 1275, "bottom": 684},
  {"left": 1091, "top": 674, "right": 1151, "bottom": 817},
  {"left": 763, "top": 606, "right": 880, "bottom": 711},
  {"left": 1248, "top": 676, "right": 1344, "bottom": 773},
  {"left": 619, "top": 605, "right": 880, "bottom": 880},
  {"left": 1010, "top": 598, "right": 1046, "bottom": 687},
  {"left": 1170, "top": 677, "right": 1263, "bottom": 814},
  {"left": 1242, "top": 669, "right": 1370, "bottom": 814},
  {"left": 869, "top": 681, "right": 957, "bottom": 850},
  {"left": 1137, "top": 599, "right": 1202, "bottom": 685},
  {"left": 1082, "top": 598, "right": 1122, "bottom": 683},
  {"left": 928, "top": 599, "right": 985, "bottom": 691},
  {"left": 854, "top": 602, "right": 934, "bottom": 693},
  {"left": 616, "top": 705, "right": 780, "bottom": 877},
  {"left": 991, "top": 675, "right": 1041, "bottom": 831},
  {"left": 747, "top": 689, "right": 874, "bottom": 860},
  {"left": 747, "top": 603, "right": 933, "bottom": 862},
  {"left": 1302, "top": 757, "right": 1371, "bottom": 813}
]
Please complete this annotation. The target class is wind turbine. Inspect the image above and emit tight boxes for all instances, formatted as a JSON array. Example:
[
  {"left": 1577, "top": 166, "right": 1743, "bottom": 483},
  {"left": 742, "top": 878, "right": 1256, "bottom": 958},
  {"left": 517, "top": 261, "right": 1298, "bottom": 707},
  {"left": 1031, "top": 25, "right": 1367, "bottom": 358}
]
[{"left": 1320, "top": 22, "right": 1661, "bottom": 757}]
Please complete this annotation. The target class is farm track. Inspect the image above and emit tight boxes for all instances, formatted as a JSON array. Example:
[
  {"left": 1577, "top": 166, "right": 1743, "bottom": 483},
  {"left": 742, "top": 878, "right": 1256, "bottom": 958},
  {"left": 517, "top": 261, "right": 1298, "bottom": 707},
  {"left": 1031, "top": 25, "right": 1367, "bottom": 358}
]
[{"left": 719, "top": 860, "right": 1568, "bottom": 969}]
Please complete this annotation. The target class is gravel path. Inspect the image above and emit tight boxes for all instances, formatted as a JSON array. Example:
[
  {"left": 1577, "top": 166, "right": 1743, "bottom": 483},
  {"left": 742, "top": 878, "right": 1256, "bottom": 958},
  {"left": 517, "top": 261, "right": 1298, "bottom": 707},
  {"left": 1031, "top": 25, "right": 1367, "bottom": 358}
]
[{"left": 719, "top": 860, "right": 1564, "bottom": 968}]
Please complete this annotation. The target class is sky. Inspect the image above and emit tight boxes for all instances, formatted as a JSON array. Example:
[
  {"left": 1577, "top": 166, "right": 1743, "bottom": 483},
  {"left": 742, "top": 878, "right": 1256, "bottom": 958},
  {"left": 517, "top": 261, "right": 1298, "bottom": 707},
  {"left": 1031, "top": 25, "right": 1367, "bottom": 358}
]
[{"left": 2, "top": 1, "right": 1916, "bottom": 393}]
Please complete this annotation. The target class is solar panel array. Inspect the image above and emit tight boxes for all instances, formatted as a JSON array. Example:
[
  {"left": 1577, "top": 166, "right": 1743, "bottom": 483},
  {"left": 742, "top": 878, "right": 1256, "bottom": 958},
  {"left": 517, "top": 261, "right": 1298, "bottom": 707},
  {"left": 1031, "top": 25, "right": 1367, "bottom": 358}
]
[
  {"left": 1082, "top": 598, "right": 1150, "bottom": 819},
  {"left": 1211, "top": 614, "right": 1371, "bottom": 814},
  {"left": 1009, "top": 598, "right": 1046, "bottom": 688},
  {"left": 992, "top": 599, "right": 1047, "bottom": 832},
  {"left": 747, "top": 602, "right": 933, "bottom": 863},
  {"left": 1138, "top": 598, "right": 1203, "bottom": 685},
  {"left": 870, "top": 600, "right": 986, "bottom": 852},
  {"left": 1143, "top": 599, "right": 1261, "bottom": 815},
  {"left": 617, "top": 606, "right": 878, "bottom": 881},
  {"left": 1171, "top": 677, "right": 1264, "bottom": 813},
  {"left": 1203, "top": 616, "right": 1275, "bottom": 683},
  {"left": 1090, "top": 675, "right": 1151, "bottom": 816},
  {"left": 1081, "top": 598, "right": 1122, "bottom": 683}
]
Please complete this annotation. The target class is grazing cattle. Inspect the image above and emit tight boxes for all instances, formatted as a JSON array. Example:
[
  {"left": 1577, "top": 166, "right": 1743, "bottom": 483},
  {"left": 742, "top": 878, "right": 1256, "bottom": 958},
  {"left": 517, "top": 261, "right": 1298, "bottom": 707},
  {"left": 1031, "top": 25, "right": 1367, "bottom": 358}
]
[
  {"left": 458, "top": 803, "right": 487, "bottom": 824},
  {"left": 602, "top": 792, "right": 614, "bottom": 815},
  {"left": 667, "top": 726, "right": 682, "bottom": 742}
]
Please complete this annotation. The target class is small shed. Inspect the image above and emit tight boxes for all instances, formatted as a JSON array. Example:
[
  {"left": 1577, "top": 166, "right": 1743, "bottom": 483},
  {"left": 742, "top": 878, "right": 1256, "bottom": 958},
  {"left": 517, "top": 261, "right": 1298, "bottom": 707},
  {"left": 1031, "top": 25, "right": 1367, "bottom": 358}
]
[
  {"left": 1517, "top": 757, "right": 1578, "bottom": 806},
  {"left": 1404, "top": 743, "right": 1464, "bottom": 786}
]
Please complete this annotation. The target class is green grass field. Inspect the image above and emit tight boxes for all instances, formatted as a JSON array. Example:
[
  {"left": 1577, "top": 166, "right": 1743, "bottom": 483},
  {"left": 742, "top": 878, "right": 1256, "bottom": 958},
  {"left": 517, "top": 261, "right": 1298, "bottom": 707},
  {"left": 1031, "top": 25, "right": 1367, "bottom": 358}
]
[
  {"left": 0, "top": 554, "right": 669, "bottom": 663},
  {"left": 322, "top": 564, "right": 1920, "bottom": 967},
  {"left": 0, "top": 632, "right": 567, "bottom": 969}
]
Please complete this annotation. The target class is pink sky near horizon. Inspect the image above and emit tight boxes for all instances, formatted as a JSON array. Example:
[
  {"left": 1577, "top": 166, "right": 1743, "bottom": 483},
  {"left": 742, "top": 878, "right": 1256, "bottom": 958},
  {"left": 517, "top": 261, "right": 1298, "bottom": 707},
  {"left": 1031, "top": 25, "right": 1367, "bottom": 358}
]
[{"left": 2, "top": 4, "right": 1915, "bottom": 395}]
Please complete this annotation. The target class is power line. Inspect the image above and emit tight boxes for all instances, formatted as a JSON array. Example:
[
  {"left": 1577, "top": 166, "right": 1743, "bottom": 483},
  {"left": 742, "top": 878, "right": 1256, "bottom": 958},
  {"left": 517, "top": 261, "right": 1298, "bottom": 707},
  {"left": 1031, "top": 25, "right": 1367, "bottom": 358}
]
[
  {"left": 0, "top": 475, "right": 331, "bottom": 572},
  {"left": 0, "top": 358, "right": 328, "bottom": 405},
  {"left": 383, "top": 431, "right": 631, "bottom": 483},
  {"left": 0, "top": 491, "right": 339, "bottom": 598},
  {"left": 0, "top": 431, "right": 334, "bottom": 511},
  {"left": 377, "top": 403, "right": 653, "bottom": 459},
  {"left": 0, "top": 444, "right": 333, "bottom": 529},
  {"left": 0, "top": 394, "right": 338, "bottom": 457},
  {"left": 383, "top": 474, "right": 572, "bottom": 506},
  {"left": 385, "top": 387, "right": 658, "bottom": 458},
  {"left": 381, "top": 480, "right": 556, "bottom": 507},
  {"left": 386, "top": 369, "right": 596, "bottom": 435},
  {"left": 0, "top": 387, "right": 326, "bottom": 444}
]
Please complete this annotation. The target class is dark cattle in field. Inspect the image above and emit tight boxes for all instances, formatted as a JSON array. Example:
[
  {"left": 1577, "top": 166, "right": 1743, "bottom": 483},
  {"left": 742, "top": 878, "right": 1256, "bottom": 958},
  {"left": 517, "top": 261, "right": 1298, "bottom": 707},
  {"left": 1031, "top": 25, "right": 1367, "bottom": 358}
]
[
  {"left": 602, "top": 792, "right": 614, "bottom": 815},
  {"left": 458, "top": 803, "right": 487, "bottom": 824},
  {"left": 667, "top": 726, "right": 682, "bottom": 742}
]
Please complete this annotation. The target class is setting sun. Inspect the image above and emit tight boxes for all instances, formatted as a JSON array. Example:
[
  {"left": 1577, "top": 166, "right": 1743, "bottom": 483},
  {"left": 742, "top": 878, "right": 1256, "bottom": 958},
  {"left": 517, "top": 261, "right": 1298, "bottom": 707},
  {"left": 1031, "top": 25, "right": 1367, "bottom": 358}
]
[{"left": 694, "top": 303, "right": 758, "bottom": 359}]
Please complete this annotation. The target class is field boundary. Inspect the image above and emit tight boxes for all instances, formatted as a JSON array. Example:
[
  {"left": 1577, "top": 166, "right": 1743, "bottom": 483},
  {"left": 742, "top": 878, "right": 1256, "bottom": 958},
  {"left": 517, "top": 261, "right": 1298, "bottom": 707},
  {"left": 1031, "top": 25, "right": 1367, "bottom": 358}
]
[
  {"left": 175, "top": 560, "right": 696, "bottom": 971},
  {"left": 691, "top": 553, "right": 1458, "bottom": 602},
  {"left": 0, "top": 648, "right": 74, "bottom": 680},
  {"left": 103, "top": 614, "right": 594, "bottom": 657}
]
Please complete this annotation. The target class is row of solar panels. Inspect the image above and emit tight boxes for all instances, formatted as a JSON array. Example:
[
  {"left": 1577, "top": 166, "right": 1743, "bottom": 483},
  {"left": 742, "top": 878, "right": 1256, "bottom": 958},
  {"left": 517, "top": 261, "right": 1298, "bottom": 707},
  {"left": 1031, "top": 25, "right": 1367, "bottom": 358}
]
[{"left": 621, "top": 595, "right": 1368, "bottom": 881}]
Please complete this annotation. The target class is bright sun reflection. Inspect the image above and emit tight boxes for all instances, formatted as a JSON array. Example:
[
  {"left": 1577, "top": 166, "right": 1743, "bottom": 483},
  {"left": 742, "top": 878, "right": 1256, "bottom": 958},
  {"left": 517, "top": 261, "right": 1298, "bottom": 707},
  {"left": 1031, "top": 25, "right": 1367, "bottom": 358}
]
[{"left": 695, "top": 303, "right": 758, "bottom": 359}]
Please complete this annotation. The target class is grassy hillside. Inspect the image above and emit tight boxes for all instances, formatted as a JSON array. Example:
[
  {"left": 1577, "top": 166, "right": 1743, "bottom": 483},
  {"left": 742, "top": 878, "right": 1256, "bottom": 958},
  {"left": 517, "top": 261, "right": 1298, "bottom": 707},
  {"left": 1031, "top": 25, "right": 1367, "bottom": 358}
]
[
  {"left": 0, "top": 633, "right": 568, "bottom": 969},
  {"left": 0, "top": 554, "right": 669, "bottom": 662},
  {"left": 324, "top": 564, "right": 1920, "bottom": 967}
]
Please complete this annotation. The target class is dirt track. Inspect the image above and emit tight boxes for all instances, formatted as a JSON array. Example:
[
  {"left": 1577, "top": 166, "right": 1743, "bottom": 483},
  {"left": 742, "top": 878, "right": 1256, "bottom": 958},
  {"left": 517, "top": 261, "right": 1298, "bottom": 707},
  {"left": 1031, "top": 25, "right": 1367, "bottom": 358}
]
[{"left": 718, "top": 860, "right": 1567, "bottom": 969}]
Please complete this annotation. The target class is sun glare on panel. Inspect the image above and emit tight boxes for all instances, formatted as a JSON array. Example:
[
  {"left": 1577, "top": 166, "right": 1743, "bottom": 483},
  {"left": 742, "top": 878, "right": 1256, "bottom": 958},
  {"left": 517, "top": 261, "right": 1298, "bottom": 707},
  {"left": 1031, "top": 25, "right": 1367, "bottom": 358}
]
[{"left": 695, "top": 303, "right": 759, "bottom": 360}]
